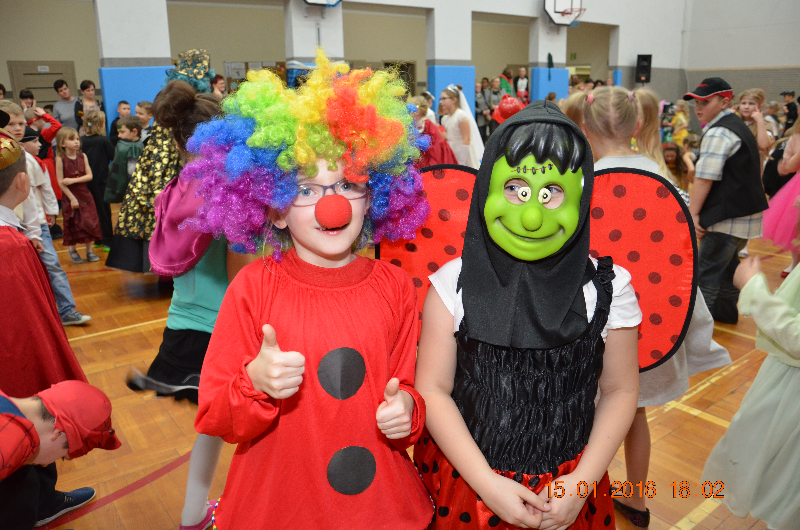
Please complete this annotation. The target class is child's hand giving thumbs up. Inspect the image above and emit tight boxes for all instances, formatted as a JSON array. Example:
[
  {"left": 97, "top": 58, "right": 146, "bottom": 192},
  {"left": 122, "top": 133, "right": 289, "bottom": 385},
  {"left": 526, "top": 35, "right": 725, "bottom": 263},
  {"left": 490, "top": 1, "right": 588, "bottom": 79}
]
[
  {"left": 246, "top": 324, "right": 306, "bottom": 399},
  {"left": 376, "top": 377, "right": 415, "bottom": 439}
]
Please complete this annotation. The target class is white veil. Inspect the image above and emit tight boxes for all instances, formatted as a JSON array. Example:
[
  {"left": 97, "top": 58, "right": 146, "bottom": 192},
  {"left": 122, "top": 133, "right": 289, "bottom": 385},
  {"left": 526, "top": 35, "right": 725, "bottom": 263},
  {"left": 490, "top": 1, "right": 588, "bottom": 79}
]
[{"left": 454, "top": 85, "right": 485, "bottom": 169}]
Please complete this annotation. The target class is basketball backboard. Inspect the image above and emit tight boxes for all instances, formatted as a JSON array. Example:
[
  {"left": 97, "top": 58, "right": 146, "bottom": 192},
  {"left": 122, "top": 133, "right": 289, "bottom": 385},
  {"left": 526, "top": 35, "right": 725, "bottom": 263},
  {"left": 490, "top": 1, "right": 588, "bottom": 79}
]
[
  {"left": 303, "top": 0, "right": 342, "bottom": 6},
  {"left": 544, "top": 0, "right": 586, "bottom": 27}
]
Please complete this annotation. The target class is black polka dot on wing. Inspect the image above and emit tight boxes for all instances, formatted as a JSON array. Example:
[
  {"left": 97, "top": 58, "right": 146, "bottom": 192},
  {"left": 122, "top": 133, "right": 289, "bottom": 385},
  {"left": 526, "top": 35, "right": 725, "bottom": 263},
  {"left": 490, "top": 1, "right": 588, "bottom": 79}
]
[
  {"left": 650, "top": 313, "right": 663, "bottom": 325},
  {"left": 433, "top": 169, "right": 445, "bottom": 180},
  {"left": 590, "top": 249, "right": 600, "bottom": 259},
  {"left": 421, "top": 462, "right": 429, "bottom": 473},
  {"left": 633, "top": 208, "right": 647, "bottom": 220},
  {"left": 428, "top": 262, "right": 440, "bottom": 273},
  {"left": 669, "top": 295, "right": 682, "bottom": 307},
  {"left": 651, "top": 230, "right": 664, "bottom": 242},
  {"left": 318, "top": 348, "right": 366, "bottom": 400},
  {"left": 452, "top": 469, "right": 460, "bottom": 479},
  {"left": 671, "top": 334, "right": 679, "bottom": 344},
  {"left": 627, "top": 251, "right": 640, "bottom": 262},
  {"left": 432, "top": 460, "right": 439, "bottom": 473},
  {"left": 437, "top": 506, "right": 450, "bottom": 517},
  {"left": 649, "top": 272, "right": 662, "bottom": 284},
  {"left": 613, "top": 184, "right": 627, "bottom": 198},
  {"left": 423, "top": 437, "right": 430, "bottom": 445},
  {"left": 455, "top": 189, "right": 469, "bottom": 201},
  {"left": 585, "top": 510, "right": 590, "bottom": 521},
  {"left": 635, "top": 291, "right": 641, "bottom": 300},
  {"left": 459, "top": 512, "right": 472, "bottom": 523},
  {"left": 529, "top": 476, "right": 540, "bottom": 488},
  {"left": 670, "top": 253, "right": 683, "bottom": 266},
  {"left": 638, "top": 332, "right": 643, "bottom": 340},
  {"left": 421, "top": 227, "right": 434, "bottom": 239},
  {"left": 591, "top": 206, "right": 604, "bottom": 219},
  {"left": 651, "top": 350, "right": 664, "bottom": 360},
  {"left": 390, "top": 258, "right": 402, "bottom": 267},
  {"left": 444, "top": 245, "right": 457, "bottom": 256},
  {"left": 488, "top": 515, "right": 501, "bottom": 527},
  {"left": 604, "top": 513, "right": 612, "bottom": 526},
  {"left": 327, "top": 446, "right": 376, "bottom": 495},
  {"left": 609, "top": 229, "right": 622, "bottom": 242},
  {"left": 412, "top": 277, "right": 423, "bottom": 288},
  {"left": 420, "top": 190, "right": 428, "bottom": 198},
  {"left": 656, "top": 185, "right": 670, "bottom": 198},
  {"left": 588, "top": 501, "right": 597, "bottom": 514},
  {"left": 405, "top": 242, "right": 418, "bottom": 252},
  {"left": 676, "top": 210, "right": 687, "bottom": 223},
  {"left": 438, "top": 209, "right": 451, "bottom": 221},
  {"left": 513, "top": 472, "right": 524, "bottom": 483},
  {"left": 461, "top": 231, "right": 466, "bottom": 238}
]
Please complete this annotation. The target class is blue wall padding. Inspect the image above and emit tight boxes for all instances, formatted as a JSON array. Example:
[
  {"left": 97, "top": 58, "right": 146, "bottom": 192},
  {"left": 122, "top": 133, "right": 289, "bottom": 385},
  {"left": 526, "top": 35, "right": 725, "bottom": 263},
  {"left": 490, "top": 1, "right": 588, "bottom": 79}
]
[
  {"left": 98, "top": 66, "right": 170, "bottom": 134},
  {"left": 530, "top": 67, "right": 569, "bottom": 102},
  {"left": 427, "top": 65, "right": 476, "bottom": 118},
  {"left": 613, "top": 69, "right": 623, "bottom": 87}
]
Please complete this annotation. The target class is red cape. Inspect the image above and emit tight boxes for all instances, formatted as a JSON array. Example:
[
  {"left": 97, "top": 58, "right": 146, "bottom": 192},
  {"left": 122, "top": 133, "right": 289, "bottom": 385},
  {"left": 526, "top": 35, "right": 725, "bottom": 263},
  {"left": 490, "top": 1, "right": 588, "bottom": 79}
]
[
  {"left": 416, "top": 119, "right": 458, "bottom": 168},
  {"left": 0, "top": 227, "right": 86, "bottom": 397}
]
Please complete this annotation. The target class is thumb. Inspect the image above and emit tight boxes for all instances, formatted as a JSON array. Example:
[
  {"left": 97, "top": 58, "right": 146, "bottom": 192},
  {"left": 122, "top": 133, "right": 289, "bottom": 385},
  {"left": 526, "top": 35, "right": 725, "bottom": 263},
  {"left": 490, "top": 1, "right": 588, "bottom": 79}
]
[
  {"left": 384, "top": 378, "right": 400, "bottom": 402},
  {"left": 261, "top": 324, "right": 280, "bottom": 351}
]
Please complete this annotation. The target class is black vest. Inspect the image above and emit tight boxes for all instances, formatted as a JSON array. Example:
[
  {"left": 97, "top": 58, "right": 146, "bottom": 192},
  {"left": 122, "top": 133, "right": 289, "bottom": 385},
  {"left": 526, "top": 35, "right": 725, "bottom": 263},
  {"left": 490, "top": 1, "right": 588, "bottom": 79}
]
[
  {"left": 451, "top": 257, "right": 614, "bottom": 476},
  {"left": 699, "top": 113, "right": 768, "bottom": 229}
]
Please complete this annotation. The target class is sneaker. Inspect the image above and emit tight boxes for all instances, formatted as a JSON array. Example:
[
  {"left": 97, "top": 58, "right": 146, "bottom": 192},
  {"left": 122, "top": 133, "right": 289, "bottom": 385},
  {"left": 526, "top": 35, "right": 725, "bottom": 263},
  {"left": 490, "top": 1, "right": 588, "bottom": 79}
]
[
  {"left": 179, "top": 502, "right": 214, "bottom": 530},
  {"left": 126, "top": 368, "right": 200, "bottom": 402},
  {"left": 61, "top": 311, "right": 92, "bottom": 326},
  {"left": 86, "top": 251, "right": 100, "bottom": 262},
  {"left": 93, "top": 242, "right": 104, "bottom": 248},
  {"left": 103, "top": 245, "right": 111, "bottom": 252},
  {"left": 68, "top": 249, "right": 84, "bottom": 264},
  {"left": 612, "top": 495, "right": 650, "bottom": 528},
  {"left": 35, "top": 487, "right": 96, "bottom": 527}
]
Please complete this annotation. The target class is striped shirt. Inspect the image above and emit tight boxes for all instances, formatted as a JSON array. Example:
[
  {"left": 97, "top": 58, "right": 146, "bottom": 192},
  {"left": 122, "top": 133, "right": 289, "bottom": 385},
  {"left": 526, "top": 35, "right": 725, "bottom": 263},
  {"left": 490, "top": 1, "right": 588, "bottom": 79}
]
[{"left": 696, "top": 110, "right": 763, "bottom": 239}]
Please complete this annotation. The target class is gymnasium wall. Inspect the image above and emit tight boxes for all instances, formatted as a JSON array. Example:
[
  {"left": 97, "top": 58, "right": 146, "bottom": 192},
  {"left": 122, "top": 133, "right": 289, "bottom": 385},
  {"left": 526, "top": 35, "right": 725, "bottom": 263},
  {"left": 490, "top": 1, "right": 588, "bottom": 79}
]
[
  {"left": 566, "top": 22, "right": 612, "bottom": 81},
  {"left": 471, "top": 16, "right": 530, "bottom": 83}
]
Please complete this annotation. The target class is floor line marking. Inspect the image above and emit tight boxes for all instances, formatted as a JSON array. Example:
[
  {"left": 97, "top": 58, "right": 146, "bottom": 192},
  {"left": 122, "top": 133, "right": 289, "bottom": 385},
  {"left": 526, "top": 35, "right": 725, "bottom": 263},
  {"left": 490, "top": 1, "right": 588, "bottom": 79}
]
[
  {"left": 41, "top": 450, "right": 192, "bottom": 529},
  {"left": 712, "top": 326, "right": 756, "bottom": 340},
  {"left": 67, "top": 318, "right": 168, "bottom": 342},
  {"left": 668, "top": 402, "right": 730, "bottom": 428},
  {"left": 669, "top": 498, "right": 722, "bottom": 530}
]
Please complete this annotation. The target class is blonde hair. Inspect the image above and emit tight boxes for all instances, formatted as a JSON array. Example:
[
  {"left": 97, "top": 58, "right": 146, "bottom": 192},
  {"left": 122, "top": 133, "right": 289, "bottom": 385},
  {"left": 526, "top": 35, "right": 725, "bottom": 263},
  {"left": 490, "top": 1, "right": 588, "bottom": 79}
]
[
  {"left": 675, "top": 100, "right": 689, "bottom": 115},
  {"left": 683, "top": 133, "right": 700, "bottom": 150},
  {"left": 563, "top": 86, "right": 639, "bottom": 141},
  {"left": 55, "top": 127, "right": 80, "bottom": 158},
  {"left": 739, "top": 88, "right": 765, "bottom": 106},
  {"left": 409, "top": 95, "right": 428, "bottom": 116},
  {"left": 0, "top": 100, "right": 23, "bottom": 117},
  {"left": 634, "top": 88, "right": 668, "bottom": 178},
  {"left": 24, "top": 108, "right": 37, "bottom": 122},
  {"left": 83, "top": 110, "right": 106, "bottom": 136}
]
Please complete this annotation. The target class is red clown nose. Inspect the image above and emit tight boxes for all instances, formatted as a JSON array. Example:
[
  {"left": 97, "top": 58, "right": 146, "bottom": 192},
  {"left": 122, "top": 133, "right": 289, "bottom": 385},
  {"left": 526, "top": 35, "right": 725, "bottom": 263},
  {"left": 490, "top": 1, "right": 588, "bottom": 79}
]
[{"left": 315, "top": 194, "right": 353, "bottom": 229}]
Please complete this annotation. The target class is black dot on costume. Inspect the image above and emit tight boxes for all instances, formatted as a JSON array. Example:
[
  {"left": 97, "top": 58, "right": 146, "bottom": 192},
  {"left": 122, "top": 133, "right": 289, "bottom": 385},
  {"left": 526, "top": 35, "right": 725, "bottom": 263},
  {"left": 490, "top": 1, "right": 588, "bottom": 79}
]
[
  {"left": 432, "top": 460, "right": 439, "bottom": 473},
  {"left": 591, "top": 207, "right": 604, "bottom": 219},
  {"left": 461, "top": 231, "right": 466, "bottom": 238},
  {"left": 529, "top": 476, "right": 540, "bottom": 488},
  {"left": 438, "top": 209, "right": 452, "bottom": 221},
  {"left": 669, "top": 295, "right": 682, "bottom": 307},
  {"left": 650, "top": 313, "right": 663, "bottom": 325},
  {"left": 604, "top": 513, "right": 612, "bottom": 526},
  {"left": 444, "top": 245, "right": 457, "bottom": 256},
  {"left": 633, "top": 208, "right": 647, "bottom": 221},
  {"left": 420, "top": 190, "right": 428, "bottom": 198},
  {"left": 609, "top": 229, "right": 622, "bottom": 242},
  {"left": 318, "top": 348, "right": 366, "bottom": 400},
  {"left": 671, "top": 334, "right": 680, "bottom": 344},
  {"left": 513, "top": 472, "right": 524, "bottom": 483},
  {"left": 421, "top": 462, "right": 429, "bottom": 473},
  {"left": 638, "top": 332, "right": 643, "bottom": 340},
  {"left": 390, "top": 259, "right": 402, "bottom": 267},
  {"left": 327, "top": 446, "right": 376, "bottom": 495},
  {"left": 421, "top": 227, "right": 434, "bottom": 239},
  {"left": 635, "top": 291, "right": 641, "bottom": 300},
  {"left": 656, "top": 185, "right": 670, "bottom": 199},
  {"left": 627, "top": 251, "right": 640, "bottom": 263},
  {"left": 613, "top": 185, "right": 627, "bottom": 198},
  {"left": 433, "top": 170, "right": 445, "bottom": 180},
  {"left": 670, "top": 254, "right": 684, "bottom": 266},
  {"left": 452, "top": 469, "right": 460, "bottom": 479},
  {"left": 488, "top": 515, "right": 501, "bottom": 527},
  {"left": 476, "top": 494, "right": 481, "bottom": 502},
  {"left": 585, "top": 510, "right": 590, "bottom": 521},
  {"left": 428, "top": 262, "right": 440, "bottom": 273},
  {"left": 405, "top": 242, "right": 418, "bottom": 252},
  {"left": 550, "top": 466, "right": 560, "bottom": 478},
  {"left": 651, "top": 230, "right": 664, "bottom": 242},
  {"left": 460, "top": 512, "right": 472, "bottom": 523},
  {"left": 412, "top": 277, "right": 423, "bottom": 288},
  {"left": 455, "top": 189, "right": 469, "bottom": 201},
  {"left": 423, "top": 437, "right": 430, "bottom": 445},
  {"left": 649, "top": 272, "right": 662, "bottom": 284},
  {"left": 590, "top": 249, "right": 600, "bottom": 259},
  {"left": 438, "top": 506, "right": 450, "bottom": 517},
  {"left": 676, "top": 210, "right": 687, "bottom": 223},
  {"left": 588, "top": 501, "right": 597, "bottom": 514}
]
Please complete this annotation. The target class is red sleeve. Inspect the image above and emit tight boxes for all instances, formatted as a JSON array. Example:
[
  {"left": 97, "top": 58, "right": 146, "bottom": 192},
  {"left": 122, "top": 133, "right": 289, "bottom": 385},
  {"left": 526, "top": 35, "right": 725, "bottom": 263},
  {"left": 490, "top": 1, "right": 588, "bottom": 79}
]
[
  {"left": 386, "top": 268, "right": 426, "bottom": 450},
  {"left": 0, "top": 413, "right": 38, "bottom": 480},
  {"left": 40, "top": 114, "right": 62, "bottom": 144},
  {"left": 195, "top": 265, "right": 280, "bottom": 444}
]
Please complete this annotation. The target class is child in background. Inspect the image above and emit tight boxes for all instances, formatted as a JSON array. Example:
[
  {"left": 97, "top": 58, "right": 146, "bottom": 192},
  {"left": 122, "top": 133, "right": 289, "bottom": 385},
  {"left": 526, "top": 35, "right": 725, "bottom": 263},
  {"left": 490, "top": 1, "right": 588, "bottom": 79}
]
[
  {"left": 737, "top": 88, "right": 773, "bottom": 165},
  {"left": 135, "top": 101, "right": 153, "bottom": 142},
  {"left": 683, "top": 133, "right": 700, "bottom": 164},
  {"left": 663, "top": 141, "right": 692, "bottom": 192},
  {"left": 565, "top": 86, "right": 730, "bottom": 528},
  {"left": 24, "top": 107, "right": 62, "bottom": 160},
  {"left": 18, "top": 89, "right": 35, "bottom": 110},
  {"left": 80, "top": 110, "right": 115, "bottom": 249},
  {"left": 191, "top": 51, "right": 433, "bottom": 529},
  {"left": 671, "top": 99, "right": 690, "bottom": 146},
  {"left": 55, "top": 127, "right": 102, "bottom": 263},
  {"left": 702, "top": 250, "right": 800, "bottom": 530},
  {"left": 109, "top": 100, "right": 130, "bottom": 146},
  {"left": 105, "top": 116, "right": 144, "bottom": 204},
  {"left": 764, "top": 101, "right": 782, "bottom": 139},
  {"left": 763, "top": 125, "right": 800, "bottom": 278}
]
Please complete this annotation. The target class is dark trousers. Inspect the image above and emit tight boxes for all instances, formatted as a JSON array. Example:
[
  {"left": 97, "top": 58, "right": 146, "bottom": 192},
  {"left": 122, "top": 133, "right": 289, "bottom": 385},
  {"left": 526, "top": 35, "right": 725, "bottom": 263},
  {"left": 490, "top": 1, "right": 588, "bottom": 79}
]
[
  {"left": 87, "top": 177, "right": 113, "bottom": 246},
  {"left": 0, "top": 463, "right": 59, "bottom": 530},
  {"left": 697, "top": 231, "right": 747, "bottom": 324}
]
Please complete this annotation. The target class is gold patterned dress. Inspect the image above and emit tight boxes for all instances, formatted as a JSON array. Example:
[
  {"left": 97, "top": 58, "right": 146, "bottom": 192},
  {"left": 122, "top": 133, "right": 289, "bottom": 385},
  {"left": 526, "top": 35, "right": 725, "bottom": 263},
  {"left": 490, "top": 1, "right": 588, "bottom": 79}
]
[{"left": 105, "top": 122, "right": 181, "bottom": 273}]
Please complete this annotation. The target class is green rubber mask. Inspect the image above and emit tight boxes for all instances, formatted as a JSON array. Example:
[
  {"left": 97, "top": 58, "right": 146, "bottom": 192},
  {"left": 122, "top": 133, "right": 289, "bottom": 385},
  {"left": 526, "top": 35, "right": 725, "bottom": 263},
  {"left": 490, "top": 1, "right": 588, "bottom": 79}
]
[{"left": 484, "top": 154, "right": 583, "bottom": 261}]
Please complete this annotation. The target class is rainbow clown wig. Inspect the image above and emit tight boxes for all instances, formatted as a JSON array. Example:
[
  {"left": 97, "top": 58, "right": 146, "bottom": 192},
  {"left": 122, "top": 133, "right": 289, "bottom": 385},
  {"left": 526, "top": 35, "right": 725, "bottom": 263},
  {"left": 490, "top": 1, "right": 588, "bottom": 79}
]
[{"left": 181, "top": 49, "right": 430, "bottom": 257}]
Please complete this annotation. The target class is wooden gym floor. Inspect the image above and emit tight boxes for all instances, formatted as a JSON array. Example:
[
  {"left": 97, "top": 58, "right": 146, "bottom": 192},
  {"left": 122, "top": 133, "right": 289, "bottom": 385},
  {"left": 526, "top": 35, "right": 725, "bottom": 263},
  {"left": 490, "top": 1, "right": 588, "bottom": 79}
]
[{"left": 43, "top": 207, "right": 784, "bottom": 530}]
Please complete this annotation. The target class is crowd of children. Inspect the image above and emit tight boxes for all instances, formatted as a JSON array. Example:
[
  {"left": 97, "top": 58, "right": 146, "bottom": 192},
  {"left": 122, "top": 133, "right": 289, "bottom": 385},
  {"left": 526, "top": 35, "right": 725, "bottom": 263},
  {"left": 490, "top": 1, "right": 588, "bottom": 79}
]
[{"left": 2, "top": 47, "right": 800, "bottom": 530}]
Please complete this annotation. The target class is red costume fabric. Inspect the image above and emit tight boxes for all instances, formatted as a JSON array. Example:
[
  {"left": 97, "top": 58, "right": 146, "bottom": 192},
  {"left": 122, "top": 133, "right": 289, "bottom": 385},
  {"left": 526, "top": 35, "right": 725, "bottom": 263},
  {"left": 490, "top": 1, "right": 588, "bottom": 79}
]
[
  {"left": 195, "top": 249, "right": 433, "bottom": 529},
  {"left": 0, "top": 390, "right": 39, "bottom": 481},
  {"left": 60, "top": 153, "right": 102, "bottom": 245},
  {"left": 0, "top": 227, "right": 87, "bottom": 397},
  {"left": 417, "top": 120, "right": 459, "bottom": 168}
]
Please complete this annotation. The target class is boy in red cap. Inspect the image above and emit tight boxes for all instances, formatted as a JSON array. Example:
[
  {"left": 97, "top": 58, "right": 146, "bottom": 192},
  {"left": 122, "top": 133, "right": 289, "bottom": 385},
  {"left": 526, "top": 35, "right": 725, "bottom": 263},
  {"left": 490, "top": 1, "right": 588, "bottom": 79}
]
[{"left": 684, "top": 77, "right": 768, "bottom": 324}]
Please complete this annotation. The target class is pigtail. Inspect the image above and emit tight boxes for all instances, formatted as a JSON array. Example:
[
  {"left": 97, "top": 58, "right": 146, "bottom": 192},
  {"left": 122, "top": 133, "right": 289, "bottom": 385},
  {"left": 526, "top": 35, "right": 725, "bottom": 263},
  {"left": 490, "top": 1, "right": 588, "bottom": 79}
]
[{"left": 634, "top": 88, "right": 668, "bottom": 178}]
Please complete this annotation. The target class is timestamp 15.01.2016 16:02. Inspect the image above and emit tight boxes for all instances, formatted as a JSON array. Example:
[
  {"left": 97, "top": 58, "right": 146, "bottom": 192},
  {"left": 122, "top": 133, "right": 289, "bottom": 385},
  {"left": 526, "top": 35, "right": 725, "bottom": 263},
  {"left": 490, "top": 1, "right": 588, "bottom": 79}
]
[{"left": 544, "top": 480, "right": 725, "bottom": 499}]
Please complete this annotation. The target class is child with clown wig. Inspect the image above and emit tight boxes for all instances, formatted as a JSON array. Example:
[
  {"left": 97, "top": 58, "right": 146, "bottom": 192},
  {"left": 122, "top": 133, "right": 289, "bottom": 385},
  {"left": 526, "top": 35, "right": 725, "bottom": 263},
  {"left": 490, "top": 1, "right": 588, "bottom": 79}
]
[{"left": 191, "top": 50, "right": 433, "bottom": 529}]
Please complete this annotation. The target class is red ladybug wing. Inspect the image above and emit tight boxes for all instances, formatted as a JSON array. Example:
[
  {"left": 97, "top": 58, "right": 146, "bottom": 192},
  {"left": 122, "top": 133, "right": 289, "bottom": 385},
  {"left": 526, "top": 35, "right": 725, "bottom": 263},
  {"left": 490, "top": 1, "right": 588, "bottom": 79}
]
[
  {"left": 589, "top": 169, "right": 697, "bottom": 372},
  {"left": 378, "top": 165, "right": 477, "bottom": 326}
]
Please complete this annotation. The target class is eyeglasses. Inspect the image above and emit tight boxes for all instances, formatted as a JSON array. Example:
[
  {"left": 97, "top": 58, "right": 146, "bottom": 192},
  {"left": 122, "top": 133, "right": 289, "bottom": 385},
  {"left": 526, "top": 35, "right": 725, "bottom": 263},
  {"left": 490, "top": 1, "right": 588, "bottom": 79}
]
[
  {"left": 292, "top": 179, "right": 369, "bottom": 207},
  {"left": 439, "top": 96, "right": 454, "bottom": 101}
]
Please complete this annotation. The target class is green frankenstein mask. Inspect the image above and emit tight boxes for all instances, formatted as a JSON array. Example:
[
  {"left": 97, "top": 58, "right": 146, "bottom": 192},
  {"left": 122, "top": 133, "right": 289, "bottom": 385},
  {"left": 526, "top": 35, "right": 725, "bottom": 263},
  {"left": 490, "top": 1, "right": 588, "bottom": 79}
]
[{"left": 485, "top": 154, "right": 582, "bottom": 261}]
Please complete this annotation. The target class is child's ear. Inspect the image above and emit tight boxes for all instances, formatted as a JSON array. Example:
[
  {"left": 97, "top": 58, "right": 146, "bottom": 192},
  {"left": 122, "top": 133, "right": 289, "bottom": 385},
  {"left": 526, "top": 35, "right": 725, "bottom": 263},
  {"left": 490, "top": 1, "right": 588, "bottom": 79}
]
[{"left": 269, "top": 207, "right": 288, "bottom": 229}]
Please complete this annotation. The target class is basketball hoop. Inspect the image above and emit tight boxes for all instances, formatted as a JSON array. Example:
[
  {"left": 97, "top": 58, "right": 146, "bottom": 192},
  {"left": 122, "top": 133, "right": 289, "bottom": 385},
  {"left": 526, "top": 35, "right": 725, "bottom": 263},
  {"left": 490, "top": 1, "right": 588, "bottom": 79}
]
[
  {"left": 560, "top": 7, "right": 586, "bottom": 26},
  {"left": 545, "top": 1, "right": 586, "bottom": 28}
]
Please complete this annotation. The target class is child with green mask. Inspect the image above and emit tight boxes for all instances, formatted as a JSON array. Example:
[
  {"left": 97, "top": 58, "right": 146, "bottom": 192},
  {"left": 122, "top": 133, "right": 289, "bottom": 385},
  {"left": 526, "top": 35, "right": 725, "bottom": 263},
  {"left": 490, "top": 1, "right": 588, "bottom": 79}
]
[{"left": 414, "top": 100, "right": 642, "bottom": 530}]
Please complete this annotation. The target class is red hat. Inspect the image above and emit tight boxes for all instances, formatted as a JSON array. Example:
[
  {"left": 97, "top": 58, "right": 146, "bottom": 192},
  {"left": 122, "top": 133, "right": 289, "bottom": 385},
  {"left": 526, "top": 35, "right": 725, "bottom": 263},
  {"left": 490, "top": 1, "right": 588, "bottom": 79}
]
[
  {"left": 37, "top": 381, "right": 121, "bottom": 459},
  {"left": 492, "top": 95, "right": 525, "bottom": 125}
]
